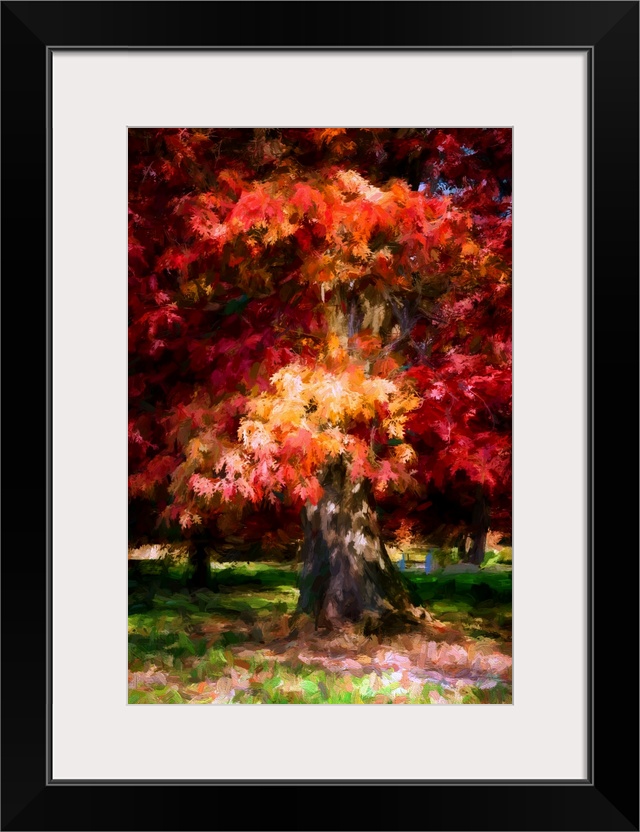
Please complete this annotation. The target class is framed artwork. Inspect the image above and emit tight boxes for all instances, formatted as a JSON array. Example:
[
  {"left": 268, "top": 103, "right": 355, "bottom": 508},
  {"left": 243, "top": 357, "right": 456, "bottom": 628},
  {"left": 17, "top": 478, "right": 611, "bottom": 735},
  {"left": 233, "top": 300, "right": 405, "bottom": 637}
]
[{"left": 1, "top": 2, "right": 637, "bottom": 831}]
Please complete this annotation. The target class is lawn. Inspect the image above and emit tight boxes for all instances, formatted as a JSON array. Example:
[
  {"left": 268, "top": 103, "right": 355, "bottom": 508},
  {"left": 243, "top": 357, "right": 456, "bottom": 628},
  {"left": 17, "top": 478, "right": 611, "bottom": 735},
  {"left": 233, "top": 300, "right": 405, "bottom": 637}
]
[{"left": 128, "top": 562, "right": 512, "bottom": 704}]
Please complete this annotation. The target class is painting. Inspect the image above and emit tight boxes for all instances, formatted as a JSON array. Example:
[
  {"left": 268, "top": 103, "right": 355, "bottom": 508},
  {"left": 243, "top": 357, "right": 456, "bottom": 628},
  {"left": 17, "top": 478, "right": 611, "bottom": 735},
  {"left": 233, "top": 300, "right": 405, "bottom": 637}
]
[{"left": 128, "top": 128, "right": 512, "bottom": 704}]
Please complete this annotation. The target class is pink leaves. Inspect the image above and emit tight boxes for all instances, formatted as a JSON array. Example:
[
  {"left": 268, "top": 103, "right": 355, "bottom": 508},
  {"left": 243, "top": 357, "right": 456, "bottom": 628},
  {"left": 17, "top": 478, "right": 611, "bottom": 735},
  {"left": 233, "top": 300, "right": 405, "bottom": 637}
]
[
  {"left": 292, "top": 477, "right": 323, "bottom": 506},
  {"left": 189, "top": 474, "right": 217, "bottom": 500}
]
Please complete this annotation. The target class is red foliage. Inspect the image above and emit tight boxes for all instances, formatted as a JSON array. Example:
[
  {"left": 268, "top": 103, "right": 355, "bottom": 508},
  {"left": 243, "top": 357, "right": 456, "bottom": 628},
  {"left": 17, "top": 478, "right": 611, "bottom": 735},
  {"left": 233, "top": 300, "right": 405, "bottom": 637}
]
[{"left": 128, "top": 128, "right": 511, "bottom": 544}]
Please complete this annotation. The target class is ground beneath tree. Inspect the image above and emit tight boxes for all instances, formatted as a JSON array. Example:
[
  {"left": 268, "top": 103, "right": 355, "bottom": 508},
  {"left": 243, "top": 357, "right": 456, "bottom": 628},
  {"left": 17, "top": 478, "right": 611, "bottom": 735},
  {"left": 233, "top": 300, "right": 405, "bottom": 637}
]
[
  {"left": 129, "top": 623, "right": 511, "bottom": 704},
  {"left": 128, "top": 562, "right": 512, "bottom": 704}
]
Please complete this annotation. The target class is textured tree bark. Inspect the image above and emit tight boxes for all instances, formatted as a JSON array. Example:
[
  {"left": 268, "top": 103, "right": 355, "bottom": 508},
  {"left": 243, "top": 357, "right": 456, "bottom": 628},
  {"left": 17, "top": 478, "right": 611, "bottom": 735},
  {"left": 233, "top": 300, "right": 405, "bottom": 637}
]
[
  {"left": 467, "top": 494, "right": 490, "bottom": 566},
  {"left": 297, "top": 461, "right": 415, "bottom": 631}
]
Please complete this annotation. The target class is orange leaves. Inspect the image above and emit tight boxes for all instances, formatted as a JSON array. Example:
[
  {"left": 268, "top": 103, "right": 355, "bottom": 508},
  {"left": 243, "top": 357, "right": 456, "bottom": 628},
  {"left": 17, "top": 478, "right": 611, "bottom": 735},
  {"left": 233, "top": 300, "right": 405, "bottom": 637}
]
[
  {"left": 228, "top": 185, "right": 287, "bottom": 236},
  {"left": 164, "top": 160, "right": 464, "bottom": 306},
  {"left": 352, "top": 332, "right": 383, "bottom": 359},
  {"left": 178, "top": 165, "right": 461, "bottom": 296},
  {"left": 250, "top": 362, "right": 402, "bottom": 431},
  {"left": 372, "top": 355, "right": 401, "bottom": 377},
  {"left": 129, "top": 128, "right": 512, "bottom": 539},
  {"left": 315, "top": 128, "right": 357, "bottom": 157},
  {"left": 292, "top": 476, "right": 323, "bottom": 506},
  {"left": 196, "top": 359, "right": 424, "bottom": 507},
  {"left": 423, "top": 195, "right": 450, "bottom": 222},
  {"left": 392, "top": 443, "right": 417, "bottom": 466},
  {"left": 290, "top": 182, "right": 328, "bottom": 224},
  {"left": 302, "top": 253, "right": 337, "bottom": 287},
  {"left": 317, "top": 128, "right": 349, "bottom": 145}
]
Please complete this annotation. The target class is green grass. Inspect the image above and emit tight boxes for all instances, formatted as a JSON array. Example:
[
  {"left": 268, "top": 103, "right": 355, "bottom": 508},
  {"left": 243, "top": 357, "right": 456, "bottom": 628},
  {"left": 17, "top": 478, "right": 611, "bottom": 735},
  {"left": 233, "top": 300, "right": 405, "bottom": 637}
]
[
  {"left": 408, "top": 570, "right": 512, "bottom": 603},
  {"left": 129, "top": 657, "right": 512, "bottom": 705},
  {"left": 406, "top": 571, "right": 512, "bottom": 636},
  {"left": 128, "top": 561, "right": 512, "bottom": 704}
]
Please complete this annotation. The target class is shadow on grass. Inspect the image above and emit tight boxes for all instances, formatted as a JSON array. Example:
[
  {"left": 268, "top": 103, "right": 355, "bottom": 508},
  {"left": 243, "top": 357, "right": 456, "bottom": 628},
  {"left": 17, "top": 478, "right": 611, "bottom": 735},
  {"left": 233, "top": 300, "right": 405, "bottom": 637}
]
[
  {"left": 128, "top": 564, "right": 512, "bottom": 704},
  {"left": 129, "top": 561, "right": 298, "bottom": 605},
  {"left": 130, "top": 563, "right": 511, "bottom": 633}
]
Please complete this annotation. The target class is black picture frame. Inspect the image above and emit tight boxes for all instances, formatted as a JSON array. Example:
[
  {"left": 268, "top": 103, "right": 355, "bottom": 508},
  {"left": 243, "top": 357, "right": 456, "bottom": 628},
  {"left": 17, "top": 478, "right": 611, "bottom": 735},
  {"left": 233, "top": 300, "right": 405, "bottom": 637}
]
[{"left": 2, "top": 2, "right": 638, "bottom": 830}]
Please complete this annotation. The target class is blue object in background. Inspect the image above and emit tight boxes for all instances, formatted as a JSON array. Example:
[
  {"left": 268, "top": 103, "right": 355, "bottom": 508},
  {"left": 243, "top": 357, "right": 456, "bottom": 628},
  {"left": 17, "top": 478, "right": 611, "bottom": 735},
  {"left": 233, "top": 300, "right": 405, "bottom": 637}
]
[
  {"left": 424, "top": 550, "right": 434, "bottom": 574},
  {"left": 398, "top": 553, "right": 406, "bottom": 572}
]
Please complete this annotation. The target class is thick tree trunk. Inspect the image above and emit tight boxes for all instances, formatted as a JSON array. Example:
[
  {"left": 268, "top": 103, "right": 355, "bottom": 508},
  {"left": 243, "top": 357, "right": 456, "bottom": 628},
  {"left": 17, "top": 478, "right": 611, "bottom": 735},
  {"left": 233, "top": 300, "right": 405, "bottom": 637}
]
[
  {"left": 467, "top": 495, "right": 490, "bottom": 566},
  {"left": 297, "top": 461, "right": 414, "bottom": 631}
]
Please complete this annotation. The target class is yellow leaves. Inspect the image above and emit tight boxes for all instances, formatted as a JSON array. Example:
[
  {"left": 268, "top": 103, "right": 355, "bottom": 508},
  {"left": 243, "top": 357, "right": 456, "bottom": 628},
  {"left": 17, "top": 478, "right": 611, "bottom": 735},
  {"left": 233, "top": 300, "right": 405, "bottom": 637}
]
[
  {"left": 189, "top": 357, "right": 423, "bottom": 507},
  {"left": 248, "top": 364, "right": 344, "bottom": 432},
  {"left": 350, "top": 240, "right": 372, "bottom": 262},
  {"left": 270, "top": 366, "right": 306, "bottom": 398},
  {"left": 389, "top": 392, "right": 421, "bottom": 416},
  {"left": 382, "top": 389, "right": 421, "bottom": 442},
  {"left": 360, "top": 375, "right": 396, "bottom": 404},
  {"left": 314, "top": 374, "right": 353, "bottom": 422},
  {"left": 316, "top": 427, "right": 344, "bottom": 458},
  {"left": 251, "top": 395, "right": 275, "bottom": 422},
  {"left": 392, "top": 444, "right": 416, "bottom": 466},
  {"left": 239, "top": 362, "right": 420, "bottom": 454},
  {"left": 263, "top": 219, "right": 297, "bottom": 246},
  {"left": 383, "top": 418, "right": 405, "bottom": 440},
  {"left": 237, "top": 421, "right": 274, "bottom": 452},
  {"left": 184, "top": 437, "right": 200, "bottom": 460}
]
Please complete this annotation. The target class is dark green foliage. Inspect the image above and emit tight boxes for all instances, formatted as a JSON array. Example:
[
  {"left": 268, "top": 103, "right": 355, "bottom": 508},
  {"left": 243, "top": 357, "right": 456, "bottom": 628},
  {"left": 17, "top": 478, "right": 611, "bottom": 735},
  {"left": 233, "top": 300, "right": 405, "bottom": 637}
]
[{"left": 408, "top": 571, "right": 512, "bottom": 605}]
